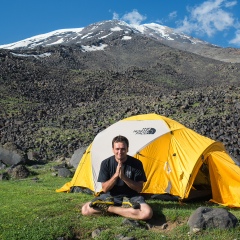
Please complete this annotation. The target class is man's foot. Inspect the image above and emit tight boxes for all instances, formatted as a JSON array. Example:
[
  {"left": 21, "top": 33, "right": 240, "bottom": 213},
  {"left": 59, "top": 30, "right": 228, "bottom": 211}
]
[
  {"left": 89, "top": 196, "right": 114, "bottom": 212},
  {"left": 122, "top": 197, "right": 140, "bottom": 209}
]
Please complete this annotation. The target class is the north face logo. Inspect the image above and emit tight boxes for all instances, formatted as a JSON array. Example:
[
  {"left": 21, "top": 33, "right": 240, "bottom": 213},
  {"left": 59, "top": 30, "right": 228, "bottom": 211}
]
[{"left": 133, "top": 128, "right": 156, "bottom": 135}]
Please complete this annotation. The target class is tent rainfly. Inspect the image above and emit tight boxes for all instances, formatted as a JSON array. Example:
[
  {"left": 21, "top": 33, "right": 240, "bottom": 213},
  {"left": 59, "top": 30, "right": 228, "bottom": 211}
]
[{"left": 57, "top": 113, "right": 240, "bottom": 208}]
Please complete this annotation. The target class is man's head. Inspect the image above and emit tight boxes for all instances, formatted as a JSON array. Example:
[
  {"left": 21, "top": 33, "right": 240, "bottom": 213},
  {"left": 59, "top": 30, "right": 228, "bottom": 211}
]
[{"left": 112, "top": 135, "right": 129, "bottom": 163}]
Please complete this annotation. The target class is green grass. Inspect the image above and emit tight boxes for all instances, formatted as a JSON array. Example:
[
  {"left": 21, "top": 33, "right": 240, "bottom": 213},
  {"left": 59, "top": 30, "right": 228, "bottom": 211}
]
[
  {"left": 1, "top": 165, "right": 240, "bottom": 240},
  {"left": 0, "top": 95, "right": 38, "bottom": 117}
]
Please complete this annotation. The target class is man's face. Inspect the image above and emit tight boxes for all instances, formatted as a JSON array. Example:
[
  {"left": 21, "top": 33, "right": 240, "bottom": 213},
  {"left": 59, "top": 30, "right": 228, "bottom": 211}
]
[{"left": 112, "top": 141, "right": 128, "bottom": 163}]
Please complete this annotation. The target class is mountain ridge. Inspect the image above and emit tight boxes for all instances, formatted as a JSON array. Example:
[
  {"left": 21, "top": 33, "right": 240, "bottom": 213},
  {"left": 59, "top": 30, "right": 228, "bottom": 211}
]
[
  {"left": 0, "top": 20, "right": 209, "bottom": 49},
  {"left": 1, "top": 20, "right": 240, "bottom": 63}
]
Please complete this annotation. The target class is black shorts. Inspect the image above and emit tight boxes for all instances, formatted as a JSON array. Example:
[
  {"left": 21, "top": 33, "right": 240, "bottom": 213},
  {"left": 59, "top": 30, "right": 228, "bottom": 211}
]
[{"left": 98, "top": 193, "right": 146, "bottom": 206}]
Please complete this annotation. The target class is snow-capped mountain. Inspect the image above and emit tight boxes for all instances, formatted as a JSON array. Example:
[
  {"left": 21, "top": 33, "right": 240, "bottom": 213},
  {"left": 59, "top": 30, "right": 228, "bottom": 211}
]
[
  {"left": 0, "top": 20, "right": 210, "bottom": 50},
  {"left": 0, "top": 20, "right": 239, "bottom": 63},
  {"left": 0, "top": 28, "right": 84, "bottom": 50}
]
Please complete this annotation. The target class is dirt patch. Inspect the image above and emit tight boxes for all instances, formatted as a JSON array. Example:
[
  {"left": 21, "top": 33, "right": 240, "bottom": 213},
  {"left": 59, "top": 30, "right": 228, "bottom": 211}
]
[{"left": 147, "top": 216, "right": 188, "bottom": 232}]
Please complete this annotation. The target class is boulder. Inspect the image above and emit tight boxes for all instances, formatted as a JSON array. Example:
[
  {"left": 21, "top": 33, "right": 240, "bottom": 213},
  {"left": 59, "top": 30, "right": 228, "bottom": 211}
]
[
  {"left": 187, "top": 207, "right": 238, "bottom": 234},
  {"left": 69, "top": 147, "right": 86, "bottom": 168},
  {"left": 7, "top": 164, "right": 30, "bottom": 179},
  {"left": 0, "top": 142, "right": 26, "bottom": 166},
  {"left": 0, "top": 160, "right": 7, "bottom": 170},
  {"left": 27, "top": 150, "right": 40, "bottom": 161},
  {"left": 0, "top": 172, "right": 9, "bottom": 180},
  {"left": 58, "top": 168, "right": 73, "bottom": 178}
]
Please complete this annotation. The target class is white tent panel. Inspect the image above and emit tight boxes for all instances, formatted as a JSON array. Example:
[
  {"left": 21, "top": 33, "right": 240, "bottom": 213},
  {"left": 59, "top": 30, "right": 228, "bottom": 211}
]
[{"left": 91, "top": 119, "right": 170, "bottom": 192}]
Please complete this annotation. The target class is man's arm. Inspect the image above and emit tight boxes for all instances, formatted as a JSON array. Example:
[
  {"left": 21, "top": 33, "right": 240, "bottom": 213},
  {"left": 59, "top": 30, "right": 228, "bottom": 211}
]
[
  {"left": 101, "top": 162, "right": 121, "bottom": 192},
  {"left": 102, "top": 172, "right": 144, "bottom": 193},
  {"left": 101, "top": 174, "right": 118, "bottom": 192},
  {"left": 119, "top": 163, "right": 144, "bottom": 193},
  {"left": 120, "top": 175, "right": 144, "bottom": 193}
]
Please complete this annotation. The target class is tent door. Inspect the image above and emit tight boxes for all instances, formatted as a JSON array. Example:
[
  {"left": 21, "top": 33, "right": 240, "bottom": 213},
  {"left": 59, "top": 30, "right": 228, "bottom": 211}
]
[{"left": 185, "top": 162, "right": 212, "bottom": 201}]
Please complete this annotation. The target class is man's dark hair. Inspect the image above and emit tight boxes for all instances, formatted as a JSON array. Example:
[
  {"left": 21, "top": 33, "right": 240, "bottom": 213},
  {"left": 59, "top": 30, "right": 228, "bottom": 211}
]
[{"left": 112, "top": 135, "right": 129, "bottom": 148}]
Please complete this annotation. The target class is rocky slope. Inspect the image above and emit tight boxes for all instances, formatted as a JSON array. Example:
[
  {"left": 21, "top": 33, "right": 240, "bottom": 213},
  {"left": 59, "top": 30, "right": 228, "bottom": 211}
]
[{"left": 0, "top": 20, "right": 240, "bottom": 164}]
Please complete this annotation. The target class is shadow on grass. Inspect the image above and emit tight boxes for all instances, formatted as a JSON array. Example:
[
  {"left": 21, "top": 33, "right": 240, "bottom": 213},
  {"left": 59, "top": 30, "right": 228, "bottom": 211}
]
[{"left": 146, "top": 198, "right": 219, "bottom": 227}]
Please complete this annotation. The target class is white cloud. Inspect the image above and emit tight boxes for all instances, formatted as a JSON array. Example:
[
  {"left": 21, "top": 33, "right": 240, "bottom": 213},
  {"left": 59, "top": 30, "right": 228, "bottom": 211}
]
[
  {"left": 121, "top": 9, "right": 147, "bottom": 25},
  {"left": 176, "top": 17, "right": 197, "bottom": 35},
  {"left": 169, "top": 11, "right": 177, "bottom": 20},
  {"left": 176, "top": 0, "right": 237, "bottom": 37},
  {"left": 224, "top": 0, "right": 237, "bottom": 7},
  {"left": 113, "top": 12, "right": 119, "bottom": 20},
  {"left": 229, "top": 29, "right": 240, "bottom": 46}
]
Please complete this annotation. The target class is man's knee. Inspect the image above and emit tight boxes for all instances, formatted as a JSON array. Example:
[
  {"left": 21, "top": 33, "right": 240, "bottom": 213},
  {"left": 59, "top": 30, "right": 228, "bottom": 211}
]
[
  {"left": 143, "top": 209, "right": 153, "bottom": 220},
  {"left": 140, "top": 210, "right": 153, "bottom": 220},
  {"left": 140, "top": 204, "right": 153, "bottom": 220}
]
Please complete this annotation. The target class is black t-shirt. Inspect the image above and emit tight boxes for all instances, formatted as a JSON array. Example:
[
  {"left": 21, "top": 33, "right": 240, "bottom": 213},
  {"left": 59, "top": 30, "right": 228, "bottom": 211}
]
[{"left": 97, "top": 155, "right": 147, "bottom": 197}]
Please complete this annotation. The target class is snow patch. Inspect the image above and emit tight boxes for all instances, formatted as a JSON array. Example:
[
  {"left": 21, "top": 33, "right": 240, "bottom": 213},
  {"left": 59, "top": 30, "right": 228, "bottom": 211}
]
[
  {"left": 81, "top": 32, "right": 93, "bottom": 39},
  {"left": 111, "top": 26, "right": 123, "bottom": 32},
  {"left": 0, "top": 28, "right": 84, "bottom": 49},
  {"left": 122, "top": 36, "right": 132, "bottom": 40},
  {"left": 99, "top": 32, "right": 113, "bottom": 39},
  {"left": 11, "top": 52, "right": 52, "bottom": 59},
  {"left": 46, "top": 38, "right": 64, "bottom": 46},
  {"left": 81, "top": 44, "right": 108, "bottom": 52}
]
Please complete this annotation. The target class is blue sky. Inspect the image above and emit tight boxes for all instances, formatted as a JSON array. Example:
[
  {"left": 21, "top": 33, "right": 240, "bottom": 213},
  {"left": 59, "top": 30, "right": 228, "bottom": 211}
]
[{"left": 1, "top": 0, "right": 240, "bottom": 48}]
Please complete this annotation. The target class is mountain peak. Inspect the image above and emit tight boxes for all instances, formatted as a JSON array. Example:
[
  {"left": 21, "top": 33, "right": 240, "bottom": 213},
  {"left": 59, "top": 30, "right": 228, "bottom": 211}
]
[
  {"left": 0, "top": 20, "right": 209, "bottom": 50},
  {"left": 1, "top": 20, "right": 240, "bottom": 63}
]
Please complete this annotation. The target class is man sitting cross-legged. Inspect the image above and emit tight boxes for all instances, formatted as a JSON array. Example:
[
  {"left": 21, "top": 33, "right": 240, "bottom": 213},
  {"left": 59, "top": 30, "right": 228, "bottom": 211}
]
[{"left": 81, "top": 135, "right": 153, "bottom": 220}]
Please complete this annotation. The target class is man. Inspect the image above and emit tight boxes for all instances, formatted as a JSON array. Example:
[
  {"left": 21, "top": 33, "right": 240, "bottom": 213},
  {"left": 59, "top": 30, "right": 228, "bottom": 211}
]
[{"left": 81, "top": 135, "right": 153, "bottom": 220}]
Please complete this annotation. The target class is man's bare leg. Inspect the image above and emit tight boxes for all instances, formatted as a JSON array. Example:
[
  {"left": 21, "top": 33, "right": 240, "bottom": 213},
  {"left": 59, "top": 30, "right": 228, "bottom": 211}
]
[
  {"left": 108, "top": 203, "right": 153, "bottom": 220},
  {"left": 82, "top": 201, "right": 153, "bottom": 220}
]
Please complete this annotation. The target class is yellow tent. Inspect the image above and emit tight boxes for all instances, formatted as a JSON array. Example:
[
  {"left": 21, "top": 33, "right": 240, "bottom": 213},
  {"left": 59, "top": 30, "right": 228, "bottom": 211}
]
[{"left": 57, "top": 113, "right": 240, "bottom": 207}]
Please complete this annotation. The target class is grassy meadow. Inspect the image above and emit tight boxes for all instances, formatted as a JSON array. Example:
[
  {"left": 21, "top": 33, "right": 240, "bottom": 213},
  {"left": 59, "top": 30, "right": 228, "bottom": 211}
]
[{"left": 0, "top": 163, "right": 240, "bottom": 240}]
